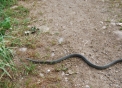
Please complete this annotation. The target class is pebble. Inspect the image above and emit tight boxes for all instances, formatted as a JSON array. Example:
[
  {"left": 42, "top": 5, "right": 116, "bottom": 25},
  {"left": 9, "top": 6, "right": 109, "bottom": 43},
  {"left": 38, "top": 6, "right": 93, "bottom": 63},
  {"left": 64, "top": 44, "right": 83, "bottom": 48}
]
[
  {"left": 111, "top": 22, "right": 116, "bottom": 26},
  {"left": 47, "top": 69, "right": 51, "bottom": 73},
  {"left": 37, "top": 79, "right": 41, "bottom": 84},
  {"left": 19, "top": 47, "right": 27, "bottom": 52},
  {"left": 64, "top": 77, "right": 68, "bottom": 82},
  {"left": 24, "top": 31, "right": 31, "bottom": 35},
  {"left": 51, "top": 52, "right": 55, "bottom": 57},
  {"left": 62, "top": 72, "right": 65, "bottom": 76},
  {"left": 102, "top": 26, "right": 107, "bottom": 29},
  {"left": 10, "top": 5, "right": 18, "bottom": 9},
  {"left": 39, "top": 73, "right": 44, "bottom": 78},
  {"left": 85, "top": 85, "right": 90, "bottom": 88},
  {"left": 58, "top": 38, "right": 64, "bottom": 44},
  {"left": 116, "top": 23, "right": 122, "bottom": 26},
  {"left": 67, "top": 70, "right": 74, "bottom": 75}
]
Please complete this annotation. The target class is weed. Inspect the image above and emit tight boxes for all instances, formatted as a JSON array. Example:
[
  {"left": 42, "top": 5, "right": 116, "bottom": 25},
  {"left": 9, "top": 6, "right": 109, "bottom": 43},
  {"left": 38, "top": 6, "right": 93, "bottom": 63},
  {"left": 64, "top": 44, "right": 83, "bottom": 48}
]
[
  {"left": 51, "top": 40, "right": 57, "bottom": 46},
  {"left": 39, "top": 76, "right": 61, "bottom": 88},
  {"left": 10, "top": 38, "right": 22, "bottom": 47},
  {"left": 45, "top": 47, "right": 50, "bottom": 52},
  {"left": 24, "top": 63, "right": 36, "bottom": 75},
  {"left": 120, "top": 27, "right": 122, "bottom": 30},
  {"left": 25, "top": 78, "right": 31, "bottom": 87},
  {"left": 0, "top": 17, "right": 11, "bottom": 35},
  {"left": 43, "top": 54, "right": 51, "bottom": 59},
  {"left": 55, "top": 64, "right": 68, "bottom": 72},
  {"left": 104, "top": 19, "right": 111, "bottom": 23},
  {"left": 0, "top": 80, "right": 15, "bottom": 88},
  {"left": 25, "top": 78, "right": 37, "bottom": 88},
  {"left": 119, "top": 19, "right": 122, "bottom": 23}
]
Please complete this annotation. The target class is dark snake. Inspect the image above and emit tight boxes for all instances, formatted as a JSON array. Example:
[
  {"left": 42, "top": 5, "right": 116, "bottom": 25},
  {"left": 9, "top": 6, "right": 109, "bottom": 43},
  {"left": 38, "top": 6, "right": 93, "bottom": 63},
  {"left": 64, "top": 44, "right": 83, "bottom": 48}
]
[{"left": 26, "top": 53, "right": 122, "bottom": 70}]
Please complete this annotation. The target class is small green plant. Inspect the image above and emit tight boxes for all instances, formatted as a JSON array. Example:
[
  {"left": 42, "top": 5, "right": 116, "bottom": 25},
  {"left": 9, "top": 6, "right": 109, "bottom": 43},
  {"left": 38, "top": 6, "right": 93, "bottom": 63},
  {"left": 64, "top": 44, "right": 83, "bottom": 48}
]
[
  {"left": 120, "top": 27, "right": 122, "bottom": 30},
  {"left": 55, "top": 64, "right": 68, "bottom": 72},
  {"left": 10, "top": 38, "right": 22, "bottom": 47},
  {"left": 24, "top": 63, "right": 36, "bottom": 75},
  {"left": 0, "top": 80, "right": 15, "bottom": 88},
  {"left": 119, "top": 19, "right": 122, "bottom": 23},
  {"left": 0, "top": 17, "right": 11, "bottom": 35}
]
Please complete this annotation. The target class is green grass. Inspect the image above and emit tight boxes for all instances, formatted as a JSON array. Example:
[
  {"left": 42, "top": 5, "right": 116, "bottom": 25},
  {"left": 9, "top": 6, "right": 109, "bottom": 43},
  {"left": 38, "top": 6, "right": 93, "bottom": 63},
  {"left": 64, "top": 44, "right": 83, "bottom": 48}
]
[
  {"left": 0, "top": 0, "right": 17, "bottom": 9},
  {"left": 120, "top": 27, "right": 122, "bottom": 30},
  {"left": 0, "top": 0, "right": 17, "bottom": 82},
  {"left": 0, "top": 17, "right": 11, "bottom": 35},
  {"left": 0, "top": 0, "right": 31, "bottom": 81},
  {"left": 0, "top": 80, "right": 15, "bottom": 88},
  {"left": 24, "top": 63, "right": 36, "bottom": 75},
  {"left": 55, "top": 64, "right": 68, "bottom": 72},
  {"left": 119, "top": 19, "right": 122, "bottom": 23},
  {"left": 5, "top": 5, "right": 29, "bottom": 19},
  {"left": 0, "top": 35, "right": 15, "bottom": 80}
]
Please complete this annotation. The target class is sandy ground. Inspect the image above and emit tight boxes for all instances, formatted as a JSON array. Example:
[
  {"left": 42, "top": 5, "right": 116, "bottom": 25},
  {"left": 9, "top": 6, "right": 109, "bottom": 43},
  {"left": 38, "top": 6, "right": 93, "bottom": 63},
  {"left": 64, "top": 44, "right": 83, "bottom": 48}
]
[{"left": 16, "top": 0, "right": 122, "bottom": 88}]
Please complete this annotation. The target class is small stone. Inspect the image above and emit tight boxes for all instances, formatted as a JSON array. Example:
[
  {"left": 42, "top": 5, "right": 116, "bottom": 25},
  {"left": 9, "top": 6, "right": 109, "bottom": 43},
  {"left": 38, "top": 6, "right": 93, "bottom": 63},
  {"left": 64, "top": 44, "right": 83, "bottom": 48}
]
[
  {"left": 10, "top": 28, "right": 12, "bottom": 30},
  {"left": 100, "top": 21, "right": 104, "bottom": 24},
  {"left": 62, "top": 26, "right": 66, "bottom": 29},
  {"left": 65, "top": 77, "right": 68, "bottom": 82},
  {"left": 27, "top": 25, "right": 31, "bottom": 28},
  {"left": 37, "top": 79, "right": 41, "bottom": 84},
  {"left": 116, "top": 23, "right": 122, "bottom": 26},
  {"left": 62, "top": 72, "right": 65, "bottom": 76},
  {"left": 85, "top": 85, "right": 90, "bottom": 88},
  {"left": 39, "top": 73, "right": 44, "bottom": 78},
  {"left": 19, "top": 47, "right": 27, "bottom": 52},
  {"left": 10, "top": 5, "right": 18, "bottom": 9},
  {"left": 25, "top": 31, "right": 31, "bottom": 35},
  {"left": 47, "top": 69, "right": 51, "bottom": 73},
  {"left": 111, "top": 22, "right": 116, "bottom": 26},
  {"left": 67, "top": 70, "right": 74, "bottom": 75},
  {"left": 51, "top": 52, "right": 55, "bottom": 57},
  {"left": 58, "top": 38, "right": 64, "bottom": 44},
  {"left": 102, "top": 26, "right": 107, "bottom": 29}
]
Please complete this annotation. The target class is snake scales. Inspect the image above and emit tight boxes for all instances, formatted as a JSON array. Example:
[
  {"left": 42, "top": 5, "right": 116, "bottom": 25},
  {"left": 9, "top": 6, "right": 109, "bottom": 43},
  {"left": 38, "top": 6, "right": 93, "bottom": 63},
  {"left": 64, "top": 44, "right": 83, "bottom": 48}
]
[{"left": 26, "top": 53, "right": 122, "bottom": 70}]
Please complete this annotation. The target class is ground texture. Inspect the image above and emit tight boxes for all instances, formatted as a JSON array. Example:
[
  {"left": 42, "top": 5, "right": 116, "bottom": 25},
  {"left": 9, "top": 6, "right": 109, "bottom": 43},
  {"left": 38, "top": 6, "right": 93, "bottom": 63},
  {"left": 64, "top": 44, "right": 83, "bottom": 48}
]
[{"left": 14, "top": 0, "right": 122, "bottom": 88}]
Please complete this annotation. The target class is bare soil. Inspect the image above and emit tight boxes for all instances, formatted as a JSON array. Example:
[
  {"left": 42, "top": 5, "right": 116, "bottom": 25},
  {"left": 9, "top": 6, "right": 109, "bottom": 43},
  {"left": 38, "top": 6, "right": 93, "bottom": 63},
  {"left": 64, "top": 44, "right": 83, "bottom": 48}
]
[{"left": 14, "top": 0, "right": 122, "bottom": 88}]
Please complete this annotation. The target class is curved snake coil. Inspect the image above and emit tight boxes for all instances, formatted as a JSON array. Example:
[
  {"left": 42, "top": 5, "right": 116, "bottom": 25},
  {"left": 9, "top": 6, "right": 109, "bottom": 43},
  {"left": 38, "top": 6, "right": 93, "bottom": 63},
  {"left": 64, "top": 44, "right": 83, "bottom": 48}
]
[{"left": 26, "top": 53, "right": 122, "bottom": 70}]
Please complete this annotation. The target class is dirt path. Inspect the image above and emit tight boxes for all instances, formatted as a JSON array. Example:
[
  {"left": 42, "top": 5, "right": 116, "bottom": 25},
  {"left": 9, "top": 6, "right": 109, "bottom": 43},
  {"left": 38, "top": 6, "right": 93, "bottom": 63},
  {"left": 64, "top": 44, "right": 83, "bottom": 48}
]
[{"left": 17, "top": 0, "right": 122, "bottom": 88}]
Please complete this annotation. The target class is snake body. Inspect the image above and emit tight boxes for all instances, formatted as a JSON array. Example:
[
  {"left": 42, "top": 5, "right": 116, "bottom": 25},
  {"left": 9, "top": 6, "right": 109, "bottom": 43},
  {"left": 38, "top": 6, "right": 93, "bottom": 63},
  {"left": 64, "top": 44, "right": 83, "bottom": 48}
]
[{"left": 26, "top": 53, "right": 122, "bottom": 70}]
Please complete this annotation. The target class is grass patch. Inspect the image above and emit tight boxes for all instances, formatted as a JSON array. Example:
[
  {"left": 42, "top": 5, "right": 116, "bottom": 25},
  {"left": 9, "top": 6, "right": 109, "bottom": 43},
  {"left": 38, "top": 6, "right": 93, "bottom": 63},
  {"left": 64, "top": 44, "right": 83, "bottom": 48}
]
[
  {"left": 119, "top": 27, "right": 122, "bottom": 30},
  {"left": 0, "top": 0, "right": 17, "bottom": 9},
  {"left": 5, "top": 5, "right": 29, "bottom": 18},
  {"left": 0, "top": 0, "right": 17, "bottom": 81},
  {"left": 0, "top": 80, "right": 15, "bottom": 88},
  {"left": 24, "top": 63, "right": 36, "bottom": 75},
  {"left": 0, "top": 35, "right": 15, "bottom": 80},
  {"left": 119, "top": 19, "right": 122, "bottom": 23},
  {"left": 0, "top": 1, "right": 17, "bottom": 80},
  {"left": 55, "top": 64, "right": 68, "bottom": 72}
]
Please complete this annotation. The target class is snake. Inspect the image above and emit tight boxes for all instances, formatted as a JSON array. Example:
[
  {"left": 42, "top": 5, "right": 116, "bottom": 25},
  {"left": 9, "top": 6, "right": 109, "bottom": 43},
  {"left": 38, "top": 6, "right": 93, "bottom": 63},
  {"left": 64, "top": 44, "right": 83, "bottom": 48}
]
[{"left": 26, "top": 53, "right": 122, "bottom": 70}]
